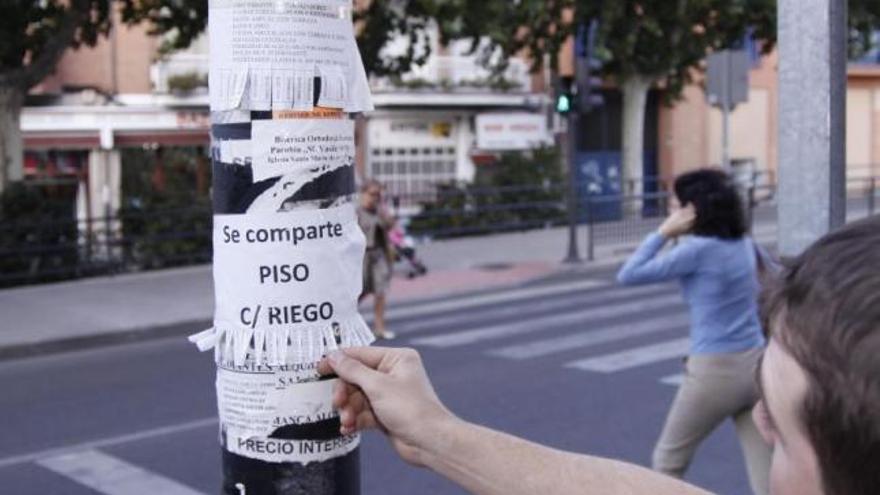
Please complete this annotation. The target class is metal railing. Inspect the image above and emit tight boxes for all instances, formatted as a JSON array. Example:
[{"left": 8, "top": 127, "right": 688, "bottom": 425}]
[{"left": 0, "top": 204, "right": 212, "bottom": 287}]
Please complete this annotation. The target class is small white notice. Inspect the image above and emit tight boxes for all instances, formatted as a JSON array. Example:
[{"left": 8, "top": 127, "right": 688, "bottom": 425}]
[
  {"left": 251, "top": 119, "right": 355, "bottom": 182},
  {"left": 218, "top": 371, "right": 359, "bottom": 463},
  {"left": 209, "top": 0, "right": 373, "bottom": 112},
  {"left": 476, "top": 113, "right": 552, "bottom": 151}
]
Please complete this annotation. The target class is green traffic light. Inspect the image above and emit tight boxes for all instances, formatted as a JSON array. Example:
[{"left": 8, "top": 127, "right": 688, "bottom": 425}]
[{"left": 556, "top": 94, "right": 572, "bottom": 114}]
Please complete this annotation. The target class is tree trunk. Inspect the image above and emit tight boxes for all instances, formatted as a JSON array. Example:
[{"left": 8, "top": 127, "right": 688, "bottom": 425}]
[
  {"left": 620, "top": 75, "right": 653, "bottom": 198},
  {"left": 0, "top": 85, "right": 24, "bottom": 195}
]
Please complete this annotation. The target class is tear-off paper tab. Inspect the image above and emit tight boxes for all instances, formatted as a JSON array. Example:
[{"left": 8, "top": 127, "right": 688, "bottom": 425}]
[{"left": 208, "top": 0, "right": 373, "bottom": 112}]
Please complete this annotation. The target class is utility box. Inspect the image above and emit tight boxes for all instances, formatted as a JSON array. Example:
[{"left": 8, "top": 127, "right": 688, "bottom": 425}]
[{"left": 575, "top": 151, "right": 623, "bottom": 223}]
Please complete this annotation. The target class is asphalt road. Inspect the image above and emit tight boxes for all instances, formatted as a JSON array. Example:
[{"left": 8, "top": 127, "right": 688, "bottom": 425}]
[{"left": 0, "top": 270, "right": 758, "bottom": 495}]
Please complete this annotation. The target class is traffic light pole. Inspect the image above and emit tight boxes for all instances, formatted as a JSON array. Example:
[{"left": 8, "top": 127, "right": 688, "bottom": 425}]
[
  {"left": 564, "top": 110, "right": 582, "bottom": 264},
  {"left": 189, "top": 2, "right": 375, "bottom": 493},
  {"left": 562, "top": 20, "right": 603, "bottom": 264}
]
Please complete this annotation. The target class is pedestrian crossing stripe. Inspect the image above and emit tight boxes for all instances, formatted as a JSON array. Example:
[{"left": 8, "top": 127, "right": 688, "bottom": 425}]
[
  {"left": 397, "top": 283, "right": 668, "bottom": 335},
  {"left": 411, "top": 294, "right": 684, "bottom": 348},
  {"left": 487, "top": 314, "right": 690, "bottom": 360},
  {"left": 660, "top": 374, "right": 685, "bottom": 387},
  {"left": 365, "top": 278, "right": 611, "bottom": 323},
  {"left": 37, "top": 449, "right": 205, "bottom": 495},
  {"left": 565, "top": 338, "right": 691, "bottom": 373}
]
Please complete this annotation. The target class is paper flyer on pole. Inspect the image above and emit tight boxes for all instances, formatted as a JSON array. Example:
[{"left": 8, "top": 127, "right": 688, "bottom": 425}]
[{"left": 208, "top": 0, "right": 373, "bottom": 113}]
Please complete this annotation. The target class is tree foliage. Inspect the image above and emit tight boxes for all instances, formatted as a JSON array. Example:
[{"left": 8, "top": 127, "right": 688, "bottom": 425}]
[
  {"left": 444, "top": 0, "right": 777, "bottom": 101},
  {"left": 447, "top": 0, "right": 880, "bottom": 94},
  {"left": 851, "top": 0, "right": 880, "bottom": 57},
  {"left": 5, "top": 0, "right": 880, "bottom": 93},
  {"left": 0, "top": 1, "right": 113, "bottom": 90},
  {"left": 118, "top": 1, "right": 208, "bottom": 56},
  {"left": 407, "top": 147, "right": 565, "bottom": 238}
]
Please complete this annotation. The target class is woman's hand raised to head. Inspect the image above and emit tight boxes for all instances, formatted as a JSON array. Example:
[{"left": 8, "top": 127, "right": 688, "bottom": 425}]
[{"left": 659, "top": 204, "right": 697, "bottom": 239}]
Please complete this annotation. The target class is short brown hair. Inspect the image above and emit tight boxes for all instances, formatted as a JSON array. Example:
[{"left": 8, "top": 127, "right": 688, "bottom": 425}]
[{"left": 761, "top": 215, "right": 880, "bottom": 495}]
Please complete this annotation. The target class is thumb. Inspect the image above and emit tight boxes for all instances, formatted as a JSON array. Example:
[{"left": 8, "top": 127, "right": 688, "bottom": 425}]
[{"left": 327, "top": 350, "right": 382, "bottom": 394}]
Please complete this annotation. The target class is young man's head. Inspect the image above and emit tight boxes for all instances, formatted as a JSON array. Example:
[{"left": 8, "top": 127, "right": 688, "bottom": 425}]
[{"left": 754, "top": 215, "right": 880, "bottom": 495}]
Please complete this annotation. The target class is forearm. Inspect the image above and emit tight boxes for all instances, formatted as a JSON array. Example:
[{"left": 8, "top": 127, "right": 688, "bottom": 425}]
[
  {"left": 420, "top": 418, "right": 710, "bottom": 495},
  {"left": 617, "top": 231, "right": 669, "bottom": 284}
]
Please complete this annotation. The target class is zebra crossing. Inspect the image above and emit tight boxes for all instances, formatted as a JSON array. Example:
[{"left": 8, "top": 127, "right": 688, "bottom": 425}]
[
  {"left": 398, "top": 277, "right": 693, "bottom": 387},
  {"left": 4, "top": 278, "right": 693, "bottom": 494}
]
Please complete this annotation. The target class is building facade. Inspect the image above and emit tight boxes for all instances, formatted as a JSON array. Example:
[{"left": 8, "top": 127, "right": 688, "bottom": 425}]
[{"left": 20, "top": 16, "right": 880, "bottom": 224}]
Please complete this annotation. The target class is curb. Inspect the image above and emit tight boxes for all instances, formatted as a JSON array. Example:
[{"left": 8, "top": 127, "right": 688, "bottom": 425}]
[{"left": 0, "top": 320, "right": 209, "bottom": 363}]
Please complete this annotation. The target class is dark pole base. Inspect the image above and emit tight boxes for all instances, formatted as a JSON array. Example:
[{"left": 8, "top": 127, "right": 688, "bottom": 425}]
[{"left": 222, "top": 448, "right": 360, "bottom": 495}]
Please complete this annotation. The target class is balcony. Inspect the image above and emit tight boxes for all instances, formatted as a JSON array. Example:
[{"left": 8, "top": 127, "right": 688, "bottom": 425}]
[
  {"left": 151, "top": 53, "right": 210, "bottom": 94},
  {"left": 372, "top": 55, "right": 532, "bottom": 94}
]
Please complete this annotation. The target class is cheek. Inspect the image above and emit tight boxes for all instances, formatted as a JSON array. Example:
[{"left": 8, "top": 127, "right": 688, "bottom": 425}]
[{"left": 768, "top": 445, "right": 824, "bottom": 495}]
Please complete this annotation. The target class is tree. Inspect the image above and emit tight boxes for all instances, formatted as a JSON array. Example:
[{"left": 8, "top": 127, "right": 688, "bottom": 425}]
[
  {"left": 0, "top": 1, "right": 111, "bottom": 193},
  {"left": 583, "top": 1, "right": 776, "bottom": 191},
  {"left": 456, "top": 0, "right": 880, "bottom": 189},
  {"left": 447, "top": 1, "right": 776, "bottom": 190}
]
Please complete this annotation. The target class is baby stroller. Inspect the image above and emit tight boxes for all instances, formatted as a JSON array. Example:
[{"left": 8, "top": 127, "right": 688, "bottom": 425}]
[{"left": 389, "top": 224, "right": 428, "bottom": 279}]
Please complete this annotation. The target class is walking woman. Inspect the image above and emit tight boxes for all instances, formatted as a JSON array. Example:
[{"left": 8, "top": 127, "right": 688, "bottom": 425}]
[
  {"left": 357, "top": 179, "right": 396, "bottom": 340},
  {"left": 617, "top": 169, "right": 771, "bottom": 495}
]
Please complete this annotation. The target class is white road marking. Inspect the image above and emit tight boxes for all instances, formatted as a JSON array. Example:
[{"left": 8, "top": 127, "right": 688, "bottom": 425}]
[
  {"left": 565, "top": 338, "right": 691, "bottom": 373},
  {"left": 365, "top": 278, "right": 611, "bottom": 323},
  {"left": 37, "top": 450, "right": 202, "bottom": 495},
  {"left": 0, "top": 417, "right": 217, "bottom": 470},
  {"left": 411, "top": 294, "right": 683, "bottom": 348},
  {"left": 398, "top": 284, "right": 669, "bottom": 334},
  {"left": 37, "top": 449, "right": 205, "bottom": 495},
  {"left": 487, "top": 314, "right": 690, "bottom": 360},
  {"left": 660, "top": 374, "right": 686, "bottom": 387}
]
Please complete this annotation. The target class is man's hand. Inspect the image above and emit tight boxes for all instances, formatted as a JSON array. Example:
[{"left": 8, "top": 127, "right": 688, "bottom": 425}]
[
  {"left": 658, "top": 204, "right": 697, "bottom": 239},
  {"left": 319, "top": 348, "right": 710, "bottom": 495},
  {"left": 318, "top": 347, "right": 455, "bottom": 467}
]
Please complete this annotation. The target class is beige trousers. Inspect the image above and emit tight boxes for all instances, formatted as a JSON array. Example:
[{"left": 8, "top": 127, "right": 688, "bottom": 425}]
[{"left": 652, "top": 347, "right": 771, "bottom": 495}]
